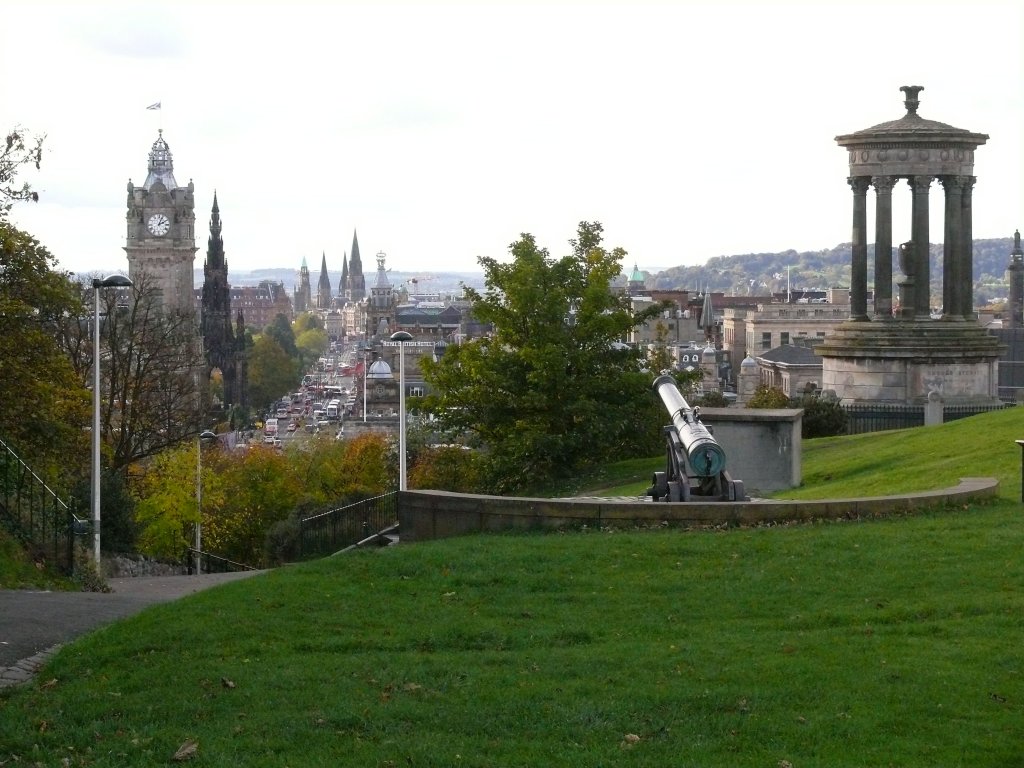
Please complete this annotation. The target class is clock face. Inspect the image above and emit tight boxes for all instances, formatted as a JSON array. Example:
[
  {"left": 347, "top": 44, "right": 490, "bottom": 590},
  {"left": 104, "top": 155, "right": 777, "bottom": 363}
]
[{"left": 147, "top": 213, "right": 170, "bottom": 236}]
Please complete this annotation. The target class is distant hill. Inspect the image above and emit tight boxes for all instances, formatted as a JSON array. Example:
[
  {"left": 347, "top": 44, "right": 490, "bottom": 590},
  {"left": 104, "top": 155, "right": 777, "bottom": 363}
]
[
  {"left": 651, "top": 237, "right": 1016, "bottom": 307},
  {"left": 209, "top": 238, "right": 1017, "bottom": 308}
]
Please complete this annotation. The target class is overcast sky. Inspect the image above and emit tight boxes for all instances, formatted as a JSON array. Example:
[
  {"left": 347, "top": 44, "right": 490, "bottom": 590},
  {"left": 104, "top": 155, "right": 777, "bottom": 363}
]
[{"left": 3, "top": 1, "right": 1021, "bottom": 279}]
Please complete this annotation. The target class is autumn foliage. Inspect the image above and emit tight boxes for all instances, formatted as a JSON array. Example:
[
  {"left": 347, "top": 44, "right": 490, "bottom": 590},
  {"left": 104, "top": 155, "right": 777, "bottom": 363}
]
[{"left": 132, "top": 433, "right": 395, "bottom": 567}]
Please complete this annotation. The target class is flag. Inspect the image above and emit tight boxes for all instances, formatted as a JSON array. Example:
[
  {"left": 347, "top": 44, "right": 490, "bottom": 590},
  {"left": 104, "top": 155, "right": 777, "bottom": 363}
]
[{"left": 146, "top": 102, "right": 161, "bottom": 110}]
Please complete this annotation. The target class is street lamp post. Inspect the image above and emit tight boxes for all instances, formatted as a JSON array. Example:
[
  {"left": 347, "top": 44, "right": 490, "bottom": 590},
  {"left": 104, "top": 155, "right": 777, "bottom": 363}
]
[
  {"left": 195, "top": 430, "right": 218, "bottom": 575},
  {"left": 362, "top": 344, "right": 374, "bottom": 423},
  {"left": 390, "top": 331, "right": 413, "bottom": 491},
  {"left": 91, "top": 274, "right": 133, "bottom": 574}
]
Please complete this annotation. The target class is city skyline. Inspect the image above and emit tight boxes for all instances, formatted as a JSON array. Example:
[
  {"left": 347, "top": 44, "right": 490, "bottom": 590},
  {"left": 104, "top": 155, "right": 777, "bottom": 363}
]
[{"left": 3, "top": 2, "right": 1021, "bottom": 279}]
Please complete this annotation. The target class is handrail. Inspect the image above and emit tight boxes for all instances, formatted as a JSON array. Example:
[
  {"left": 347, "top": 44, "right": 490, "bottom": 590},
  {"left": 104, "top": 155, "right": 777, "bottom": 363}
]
[
  {"left": 186, "top": 548, "right": 259, "bottom": 573},
  {"left": 0, "top": 436, "right": 86, "bottom": 526},
  {"left": 299, "top": 491, "right": 398, "bottom": 558},
  {"left": 0, "top": 436, "right": 83, "bottom": 575}
]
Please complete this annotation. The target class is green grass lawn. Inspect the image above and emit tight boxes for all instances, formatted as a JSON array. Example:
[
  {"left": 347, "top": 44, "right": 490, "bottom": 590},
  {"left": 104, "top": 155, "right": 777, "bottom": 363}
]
[{"left": 2, "top": 409, "right": 1024, "bottom": 766}]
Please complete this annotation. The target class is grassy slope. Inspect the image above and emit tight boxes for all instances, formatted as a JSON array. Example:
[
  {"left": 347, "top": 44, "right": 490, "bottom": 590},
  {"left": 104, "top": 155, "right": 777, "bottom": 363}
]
[
  {"left": 2, "top": 410, "right": 1023, "bottom": 766},
  {"left": 582, "top": 407, "right": 1024, "bottom": 501}
]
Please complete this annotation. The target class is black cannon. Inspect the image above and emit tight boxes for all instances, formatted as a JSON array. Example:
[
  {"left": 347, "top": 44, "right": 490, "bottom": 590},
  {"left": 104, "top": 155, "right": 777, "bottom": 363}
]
[{"left": 646, "top": 375, "right": 746, "bottom": 502}]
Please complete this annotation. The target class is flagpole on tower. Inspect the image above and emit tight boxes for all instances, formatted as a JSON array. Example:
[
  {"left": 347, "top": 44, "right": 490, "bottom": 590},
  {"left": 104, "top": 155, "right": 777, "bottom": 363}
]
[{"left": 146, "top": 101, "right": 162, "bottom": 131}]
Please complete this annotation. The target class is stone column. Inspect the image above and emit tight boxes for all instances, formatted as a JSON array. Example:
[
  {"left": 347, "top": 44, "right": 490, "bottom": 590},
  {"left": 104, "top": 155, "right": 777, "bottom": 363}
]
[
  {"left": 940, "top": 176, "right": 965, "bottom": 319},
  {"left": 909, "top": 176, "right": 932, "bottom": 318},
  {"left": 848, "top": 177, "right": 870, "bottom": 321},
  {"left": 961, "top": 176, "right": 976, "bottom": 320},
  {"left": 872, "top": 176, "right": 896, "bottom": 318}
]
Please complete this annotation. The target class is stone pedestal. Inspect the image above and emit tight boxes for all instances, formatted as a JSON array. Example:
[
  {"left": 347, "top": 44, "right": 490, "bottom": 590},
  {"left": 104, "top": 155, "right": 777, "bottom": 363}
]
[{"left": 816, "top": 320, "right": 1004, "bottom": 405}]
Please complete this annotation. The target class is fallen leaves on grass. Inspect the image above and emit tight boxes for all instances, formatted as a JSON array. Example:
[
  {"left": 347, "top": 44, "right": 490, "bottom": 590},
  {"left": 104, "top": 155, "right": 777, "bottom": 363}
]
[{"left": 172, "top": 739, "right": 198, "bottom": 761}]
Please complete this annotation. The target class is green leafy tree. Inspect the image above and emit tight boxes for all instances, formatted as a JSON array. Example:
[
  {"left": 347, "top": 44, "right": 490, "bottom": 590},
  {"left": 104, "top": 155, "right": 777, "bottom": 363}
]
[
  {"left": 288, "top": 432, "right": 393, "bottom": 508},
  {"left": 747, "top": 384, "right": 791, "bottom": 409},
  {"left": 133, "top": 442, "right": 224, "bottom": 562},
  {"left": 694, "top": 390, "right": 730, "bottom": 407},
  {"left": 419, "top": 221, "right": 665, "bottom": 493},
  {"left": 646, "top": 319, "right": 677, "bottom": 375},
  {"left": 0, "top": 221, "right": 90, "bottom": 479},
  {"left": 295, "top": 327, "right": 328, "bottom": 363},
  {"left": 247, "top": 335, "right": 298, "bottom": 412},
  {"left": 792, "top": 392, "right": 848, "bottom": 438},
  {"left": 204, "top": 445, "right": 299, "bottom": 567},
  {"left": 292, "top": 312, "right": 323, "bottom": 334},
  {"left": 409, "top": 445, "right": 485, "bottom": 493},
  {"left": 264, "top": 313, "right": 298, "bottom": 358}
]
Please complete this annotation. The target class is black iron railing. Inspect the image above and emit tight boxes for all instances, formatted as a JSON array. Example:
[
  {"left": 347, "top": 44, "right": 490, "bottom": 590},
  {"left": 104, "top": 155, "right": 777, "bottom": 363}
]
[
  {"left": 299, "top": 492, "right": 398, "bottom": 558},
  {"left": 839, "top": 401, "right": 1014, "bottom": 435},
  {"left": 0, "top": 437, "right": 86, "bottom": 575}
]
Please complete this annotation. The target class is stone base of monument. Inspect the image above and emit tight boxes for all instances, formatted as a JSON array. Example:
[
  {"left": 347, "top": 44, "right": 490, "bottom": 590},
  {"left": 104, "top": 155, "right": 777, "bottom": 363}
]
[{"left": 816, "top": 319, "right": 1005, "bottom": 405}]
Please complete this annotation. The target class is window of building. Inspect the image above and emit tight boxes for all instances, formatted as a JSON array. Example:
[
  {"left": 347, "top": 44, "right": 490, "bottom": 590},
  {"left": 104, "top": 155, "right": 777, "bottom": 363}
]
[
  {"left": 781, "top": 332, "right": 790, "bottom": 345},
  {"left": 761, "top": 332, "right": 772, "bottom": 349}
]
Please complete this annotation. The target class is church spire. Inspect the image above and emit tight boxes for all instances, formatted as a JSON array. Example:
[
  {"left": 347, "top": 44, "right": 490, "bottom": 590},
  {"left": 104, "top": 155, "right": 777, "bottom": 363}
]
[
  {"left": 345, "top": 229, "right": 366, "bottom": 302},
  {"left": 317, "top": 250, "right": 332, "bottom": 309},
  {"left": 349, "top": 230, "right": 362, "bottom": 273}
]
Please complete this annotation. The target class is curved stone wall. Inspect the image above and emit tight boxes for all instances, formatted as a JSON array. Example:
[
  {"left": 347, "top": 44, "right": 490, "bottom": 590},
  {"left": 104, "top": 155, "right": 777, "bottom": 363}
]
[{"left": 398, "top": 478, "right": 998, "bottom": 542}]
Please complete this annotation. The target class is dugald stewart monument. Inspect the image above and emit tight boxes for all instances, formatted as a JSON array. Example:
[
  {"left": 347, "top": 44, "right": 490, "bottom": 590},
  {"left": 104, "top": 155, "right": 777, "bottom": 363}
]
[{"left": 817, "top": 85, "right": 1004, "bottom": 405}]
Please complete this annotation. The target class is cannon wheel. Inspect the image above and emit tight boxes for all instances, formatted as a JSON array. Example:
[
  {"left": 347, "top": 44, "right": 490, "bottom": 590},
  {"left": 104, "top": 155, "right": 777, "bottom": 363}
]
[
  {"left": 667, "top": 480, "right": 689, "bottom": 502},
  {"left": 648, "top": 472, "right": 668, "bottom": 501}
]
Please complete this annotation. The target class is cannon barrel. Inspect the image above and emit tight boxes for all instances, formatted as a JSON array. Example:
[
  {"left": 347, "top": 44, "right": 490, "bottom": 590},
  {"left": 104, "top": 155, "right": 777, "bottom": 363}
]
[{"left": 652, "top": 374, "right": 726, "bottom": 478}]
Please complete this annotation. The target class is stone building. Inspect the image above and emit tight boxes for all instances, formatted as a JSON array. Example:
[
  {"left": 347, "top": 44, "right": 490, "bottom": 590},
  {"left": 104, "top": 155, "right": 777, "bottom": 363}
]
[
  {"left": 125, "top": 131, "right": 197, "bottom": 315},
  {"left": 366, "top": 250, "right": 396, "bottom": 341},
  {"left": 230, "top": 281, "right": 292, "bottom": 330},
  {"left": 751, "top": 344, "right": 823, "bottom": 399},
  {"left": 723, "top": 288, "right": 851, "bottom": 365}
]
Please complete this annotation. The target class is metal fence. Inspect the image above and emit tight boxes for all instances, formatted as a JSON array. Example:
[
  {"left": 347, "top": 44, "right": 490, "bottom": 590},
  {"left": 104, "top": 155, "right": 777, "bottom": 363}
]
[
  {"left": 0, "top": 437, "right": 86, "bottom": 575},
  {"left": 299, "top": 492, "right": 398, "bottom": 558},
  {"left": 839, "top": 401, "right": 1014, "bottom": 435}
]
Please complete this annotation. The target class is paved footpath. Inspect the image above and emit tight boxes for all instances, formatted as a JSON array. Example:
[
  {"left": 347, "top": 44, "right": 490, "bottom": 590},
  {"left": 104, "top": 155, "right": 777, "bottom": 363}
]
[{"left": 0, "top": 571, "right": 262, "bottom": 689}]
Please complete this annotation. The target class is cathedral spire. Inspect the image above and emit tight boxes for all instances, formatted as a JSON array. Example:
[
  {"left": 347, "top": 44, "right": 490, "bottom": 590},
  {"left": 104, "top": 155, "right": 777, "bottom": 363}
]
[
  {"left": 345, "top": 229, "right": 366, "bottom": 302},
  {"left": 317, "top": 250, "right": 332, "bottom": 309},
  {"left": 349, "top": 230, "right": 362, "bottom": 273},
  {"left": 339, "top": 251, "right": 349, "bottom": 296}
]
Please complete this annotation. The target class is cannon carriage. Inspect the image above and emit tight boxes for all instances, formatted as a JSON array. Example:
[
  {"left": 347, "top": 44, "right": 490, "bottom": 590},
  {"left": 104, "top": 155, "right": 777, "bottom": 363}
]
[{"left": 646, "top": 375, "right": 747, "bottom": 503}]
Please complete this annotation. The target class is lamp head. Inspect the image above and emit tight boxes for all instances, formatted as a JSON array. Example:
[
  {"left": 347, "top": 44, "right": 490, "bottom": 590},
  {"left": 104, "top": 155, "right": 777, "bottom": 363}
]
[
  {"left": 390, "top": 331, "right": 413, "bottom": 343},
  {"left": 99, "top": 274, "right": 134, "bottom": 289}
]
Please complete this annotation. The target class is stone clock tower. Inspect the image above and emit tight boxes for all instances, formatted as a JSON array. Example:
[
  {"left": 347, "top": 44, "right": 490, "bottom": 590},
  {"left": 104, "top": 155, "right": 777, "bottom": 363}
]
[{"left": 125, "top": 130, "right": 198, "bottom": 315}]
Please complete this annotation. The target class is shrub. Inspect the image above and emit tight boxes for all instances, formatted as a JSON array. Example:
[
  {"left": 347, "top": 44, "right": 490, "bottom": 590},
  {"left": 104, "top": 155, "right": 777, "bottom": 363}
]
[
  {"left": 746, "top": 384, "right": 790, "bottom": 409},
  {"left": 793, "top": 392, "right": 848, "bottom": 438}
]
